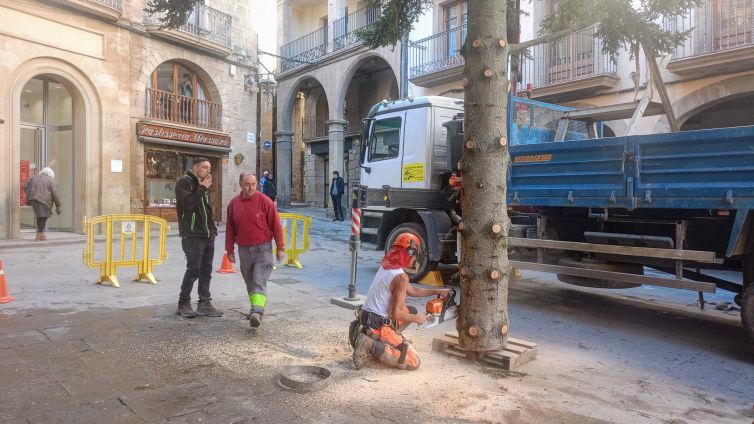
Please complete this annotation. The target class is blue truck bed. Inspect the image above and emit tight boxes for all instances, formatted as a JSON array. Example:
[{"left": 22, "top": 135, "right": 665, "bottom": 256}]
[{"left": 508, "top": 125, "right": 754, "bottom": 256}]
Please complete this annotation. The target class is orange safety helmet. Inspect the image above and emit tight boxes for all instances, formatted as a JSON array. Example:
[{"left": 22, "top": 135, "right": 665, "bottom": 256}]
[{"left": 392, "top": 233, "right": 421, "bottom": 256}]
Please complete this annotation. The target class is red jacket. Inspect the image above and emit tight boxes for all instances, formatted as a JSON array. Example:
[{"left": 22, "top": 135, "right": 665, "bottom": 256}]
[{"left": 225, "top": 192, "right": 284, "bottom": 255}]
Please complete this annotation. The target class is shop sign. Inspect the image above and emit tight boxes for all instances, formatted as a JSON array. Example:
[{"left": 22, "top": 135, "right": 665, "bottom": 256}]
[{"left": 137, "top": 122, "right": 231, "bottom": 149}]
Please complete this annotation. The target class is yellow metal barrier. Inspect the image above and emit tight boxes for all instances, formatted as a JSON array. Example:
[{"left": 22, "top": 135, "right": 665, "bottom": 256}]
[
  {"left": 275, "top": 213, "right": 312, "bottom": 269},
  {"left": 83, "top": 214, "right": 168, "bottom": 288}
]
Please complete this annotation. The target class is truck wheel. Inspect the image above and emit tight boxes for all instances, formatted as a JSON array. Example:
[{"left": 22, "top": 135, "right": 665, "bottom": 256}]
[
  {"left": 385, "top": 223, "right": 438, "bottom": 283},
  {"left": 557, "top": 257, "right": 643, "bottom": 289},
  {"left": 742, "top": 284, "right": 754, "bottom": 342}
]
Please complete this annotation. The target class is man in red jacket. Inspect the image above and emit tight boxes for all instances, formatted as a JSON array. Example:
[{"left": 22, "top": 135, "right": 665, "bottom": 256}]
[{"left": 226, "top": 171, "right": 285, "bottom": 328}]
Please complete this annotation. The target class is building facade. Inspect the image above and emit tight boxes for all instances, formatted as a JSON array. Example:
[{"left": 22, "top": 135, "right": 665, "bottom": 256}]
[
  {"left": 275, "top": 0, "right": 403, "bottom": 209},
  {"left": 0, "top": 0, "right": 260, "bottom": 240}
]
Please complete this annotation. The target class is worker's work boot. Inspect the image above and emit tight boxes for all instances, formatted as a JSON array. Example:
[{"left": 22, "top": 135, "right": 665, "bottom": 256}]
[
  {"left": 196, "top": 300, "right": 223, "bottom": 317},
  {"left": 352, "top": 333, "right": 374, "bottom": 370},
  {"left": 249, "top": 312, "right": 262, "bottom": 328},
  {"left": 176, "top": 302, "right": 196, "bottom": 318}
]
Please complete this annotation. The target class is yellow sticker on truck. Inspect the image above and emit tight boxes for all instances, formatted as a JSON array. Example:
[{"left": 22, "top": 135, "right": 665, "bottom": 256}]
[{"left": 402, "top": 163, "right": 425, "bottom": 183}]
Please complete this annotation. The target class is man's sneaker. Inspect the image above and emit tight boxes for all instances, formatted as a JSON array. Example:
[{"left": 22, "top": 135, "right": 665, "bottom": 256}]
[
  {"left": 196, "top": 301, "right": 223, "bottom": 317},
  {"left": 176, "top": 303, "right": 196, "bottom": 318},
  {"left": 352, "top": 333, "right": 373, "bottom": 370},
  {"left": 249, "top": 312, "right": 262, "bottom": 328}
]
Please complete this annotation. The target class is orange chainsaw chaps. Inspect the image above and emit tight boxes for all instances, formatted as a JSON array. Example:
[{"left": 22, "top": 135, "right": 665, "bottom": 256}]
[{"left": 369, "top": 326, "right": 421, "bottom": 371}]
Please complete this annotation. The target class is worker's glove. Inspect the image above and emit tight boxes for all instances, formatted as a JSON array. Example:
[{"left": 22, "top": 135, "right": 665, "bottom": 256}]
[{"left": 55, "top": 207, "right": 61, "bottom": 215}]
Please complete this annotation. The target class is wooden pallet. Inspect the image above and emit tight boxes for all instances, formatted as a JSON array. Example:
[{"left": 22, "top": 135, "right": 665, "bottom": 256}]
[{"left": 432, "top": 332, "right": 538, "bottom": 371}]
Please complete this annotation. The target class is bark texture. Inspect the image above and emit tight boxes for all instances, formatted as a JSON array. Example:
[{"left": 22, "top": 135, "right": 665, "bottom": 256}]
[{"left": 456, "top": 0, "right": 511, "bottom": 351}]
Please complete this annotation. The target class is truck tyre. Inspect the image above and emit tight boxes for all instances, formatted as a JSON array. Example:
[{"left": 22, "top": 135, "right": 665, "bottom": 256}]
[
  {"left": 742, "top": 284, "right": 754, "bottom": 343},
  {"left": 556, "top": 257, "right": 643, "bottom": 289},
  {"left": 385, "top": 223, "right": 438, "bottom": 283}
]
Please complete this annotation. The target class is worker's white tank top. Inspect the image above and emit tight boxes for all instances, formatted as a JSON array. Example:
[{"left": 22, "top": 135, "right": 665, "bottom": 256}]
[{"left": 363, "top": 266, "right": 404, "bottom": 317}]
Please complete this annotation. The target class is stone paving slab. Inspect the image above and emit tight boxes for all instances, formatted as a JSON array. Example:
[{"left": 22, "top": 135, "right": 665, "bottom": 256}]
[
  {"left": 118, "top": 381, "right": 220, "bottom": 422},
  {"left": 0, "top": 329, "right": 49, "bottom": 349},
  {"left": 24, "top": 398, "right": 141, "bottom": 424}
]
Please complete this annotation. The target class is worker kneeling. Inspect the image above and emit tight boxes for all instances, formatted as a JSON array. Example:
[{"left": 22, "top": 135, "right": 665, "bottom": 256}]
[{"left": 351, "top": 233, "right": 450, "bottom": 370}]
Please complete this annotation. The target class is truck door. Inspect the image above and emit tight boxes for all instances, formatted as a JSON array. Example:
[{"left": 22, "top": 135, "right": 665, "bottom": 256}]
[
  {"left": 401, "top": 107, "right": 431, "bottom": 189},
  {"left": 361, "top": 111, "right": 405, "bottom": 189}
]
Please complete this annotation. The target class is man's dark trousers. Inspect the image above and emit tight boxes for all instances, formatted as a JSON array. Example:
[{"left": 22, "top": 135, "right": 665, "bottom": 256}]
[
  {"left": 179, "top": 237, "right": 214, "bottom": 303},
  {"left": 331, "top": 194, "right": 344, "bottom": 221}
]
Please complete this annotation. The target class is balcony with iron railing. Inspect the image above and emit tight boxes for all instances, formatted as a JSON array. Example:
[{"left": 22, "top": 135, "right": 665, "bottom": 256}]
[
  {"left": 517, "top": 27, "right": 618, "bottom": 100},
  {"left": 144, "top": 4, "right": 232, "bottom": 57},
  {"left": 665, "top": 0, "right": 754, "bottom": 76},
  {"left": 281, "top": 26, "right": 329, "bottom": 72},
  {"left": 333, "top": 6, "right": 381, "bottom": 51},
  {"left": 302, "top": 115, "right": 327, "bottom": 140},
  {"left": 145, "top": 88, "right": 223, "bottom": 130},
  {"left": 408, "top": 24, "right": 467, "bottom": 87},
  {"left": 48, "top": 0, "right": 123, "bottom": 21}
]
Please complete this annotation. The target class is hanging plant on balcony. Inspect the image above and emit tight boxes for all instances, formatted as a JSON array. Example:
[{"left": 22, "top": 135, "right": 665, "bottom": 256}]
[{"left": 234, "top": 153, "right": 245, "bottom": 165}]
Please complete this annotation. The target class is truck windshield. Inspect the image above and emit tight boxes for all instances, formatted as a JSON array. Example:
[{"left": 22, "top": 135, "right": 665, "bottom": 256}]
[{"left": 367, "top": 117, "right": 402, "bottom": 162}]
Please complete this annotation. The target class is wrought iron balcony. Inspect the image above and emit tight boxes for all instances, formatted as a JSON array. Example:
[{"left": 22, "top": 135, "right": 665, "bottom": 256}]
[
  {"left": 333, "top": 6, "right": 381, "bottom": 51},
  {"left": 517, "top": 27, "right": 617, "bottom": 100},
  {"left": 48, "top": 0, "right": 123, "bottom": 21},
  {"left": 281, "top": 27, "right": 329, "bottom": 72},
  {"left": 145, "top": 4, "right": 232, "bottom": 55},
  {"left": 145, "top": 88, "right": 223, "bottom": 130},
  {"left": 302, "top": 115, "right": 327, "bottom": 140},
  {"left": 408, "top": 24, "right": 467, "bottom": 86},
  {"left": 665, "top": 0, "right": 754, "bottom": 76}
]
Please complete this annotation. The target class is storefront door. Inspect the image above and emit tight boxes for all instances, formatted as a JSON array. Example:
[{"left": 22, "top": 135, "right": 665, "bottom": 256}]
[{"left": 19, "top": 77, "right": 75, "bottom": 231}]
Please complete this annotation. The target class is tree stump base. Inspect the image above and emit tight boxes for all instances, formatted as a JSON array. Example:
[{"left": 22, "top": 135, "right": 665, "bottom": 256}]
[{"left": 431, "top": 332, "right": 538, "bottom": 371}]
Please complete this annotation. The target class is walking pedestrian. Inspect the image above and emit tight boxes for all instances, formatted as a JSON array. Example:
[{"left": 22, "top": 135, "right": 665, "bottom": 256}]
[
  {"left": 226, "top": 171, "right": 285, "bottom": 328},
  {"left": 175, "top": 157, "right": 223, "bottom": 318},
  {"left": 23, "top": 167, "right": 61, "bottom": 241},
  {"left": 330, "top": 170, "right": 345, "bottom": 221},
  {"left": 262, "top": 173, "right": 277, "bottom": 203},
  {"left": 259, "top": 171, "right": 269, "bottom": 192},
  {"left": 350, "top": 233, "right": 449, "bottom": 370}
]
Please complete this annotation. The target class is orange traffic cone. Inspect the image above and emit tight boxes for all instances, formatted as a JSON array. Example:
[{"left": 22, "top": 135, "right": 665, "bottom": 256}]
[
  {"left": 216, "top": 251, "right": 237, "bottom": 274},
  {"left": 0, "top": 259, "right": 15, "bottom": 304}
]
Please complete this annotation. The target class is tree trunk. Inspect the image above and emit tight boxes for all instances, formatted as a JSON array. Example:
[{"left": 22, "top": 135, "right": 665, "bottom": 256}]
[{"left": 456, "top": 0, "right": 511, "bottom": 351}]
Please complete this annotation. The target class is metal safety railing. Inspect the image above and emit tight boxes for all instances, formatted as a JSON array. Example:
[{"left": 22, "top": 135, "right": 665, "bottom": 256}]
[
  {"left": 280, "top": 26, "right": 329, "bottom": 72},
  {"left": 145, "top": 88, "right": 223, "bottom": 130},
  {"left": 83, "top": 214, "right": 168, "bottom": 288},
  {"left": 333, "top": 5, "right": 381, "bottom": 51},
  {"left": 144, "top": 3, "right": 232, "bottom": 48},
  {"left": 517, "top": 27, "right": 616, "bottom": 91},
  {"left": 302, "top": 115, "right": 327, "bottom": 140},
  {"left": 664, "top": 0, "right": 754, "bottom": 59},
  {"left": 275, "top": 213, "right": 313, "bottom": 269},
  {"left": 409, "top": 23, "right": 467, "bottom": 79}
]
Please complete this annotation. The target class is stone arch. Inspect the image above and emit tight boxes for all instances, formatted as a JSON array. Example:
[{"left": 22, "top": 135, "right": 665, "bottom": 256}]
[
  {"left": 652, "top": 72, "right": 754, "bottom": 133},
  {"left": 279, "top": 74, "right": 329, "bottom": 130},
  {"left": 3, "top": 56, "right": 102, "bottom": 238},
  {"left": 335, "top": 52, "right": 399, "bottom": 118}
]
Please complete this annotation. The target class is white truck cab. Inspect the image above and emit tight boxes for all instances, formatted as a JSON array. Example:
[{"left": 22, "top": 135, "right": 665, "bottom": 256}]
[{"left": 361, "top": 96, "right": 464, "bottom": 190}]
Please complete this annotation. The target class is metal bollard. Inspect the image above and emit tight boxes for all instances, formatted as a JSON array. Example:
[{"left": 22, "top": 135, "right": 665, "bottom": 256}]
[{"left": 344, "top": 189, "right": 362, "bottom": 301}]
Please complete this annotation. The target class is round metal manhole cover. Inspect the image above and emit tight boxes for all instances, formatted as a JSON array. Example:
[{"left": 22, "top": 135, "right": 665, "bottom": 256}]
[{"left": 278, "top": 365, "right": 331, "bottom": 393}]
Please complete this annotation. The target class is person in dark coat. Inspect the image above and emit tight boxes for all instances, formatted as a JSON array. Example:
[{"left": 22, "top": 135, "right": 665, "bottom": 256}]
[
  {"left": 262, "top": 174, "right": 277, "bottom": 202},
  {"left": 330, "top": 171, "right": 345, "bottom": 221},
  {"left": 23, "top": 167, "right": 61, "bottom": 241}
]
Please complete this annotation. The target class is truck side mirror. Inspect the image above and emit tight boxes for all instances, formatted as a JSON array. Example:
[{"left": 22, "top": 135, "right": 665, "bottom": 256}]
[{"left": 361, "top": 166, "right": 371, "bottom": 174}]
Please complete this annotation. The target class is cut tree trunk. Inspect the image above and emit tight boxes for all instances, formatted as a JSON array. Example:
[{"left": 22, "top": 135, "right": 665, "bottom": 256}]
[{"left": 456, "top": 0, "right": 511, "bottom": 352}]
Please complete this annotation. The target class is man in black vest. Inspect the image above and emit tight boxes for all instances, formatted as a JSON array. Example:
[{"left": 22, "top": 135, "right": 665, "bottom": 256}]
[{"left": 330, "top": 171, "right": 345, "bottom": 221}]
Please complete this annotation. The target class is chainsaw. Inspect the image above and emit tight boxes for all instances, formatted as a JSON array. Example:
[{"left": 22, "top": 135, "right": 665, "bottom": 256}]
[{"left": 420, "top": 287, "right": 458, "bottom": 329}]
